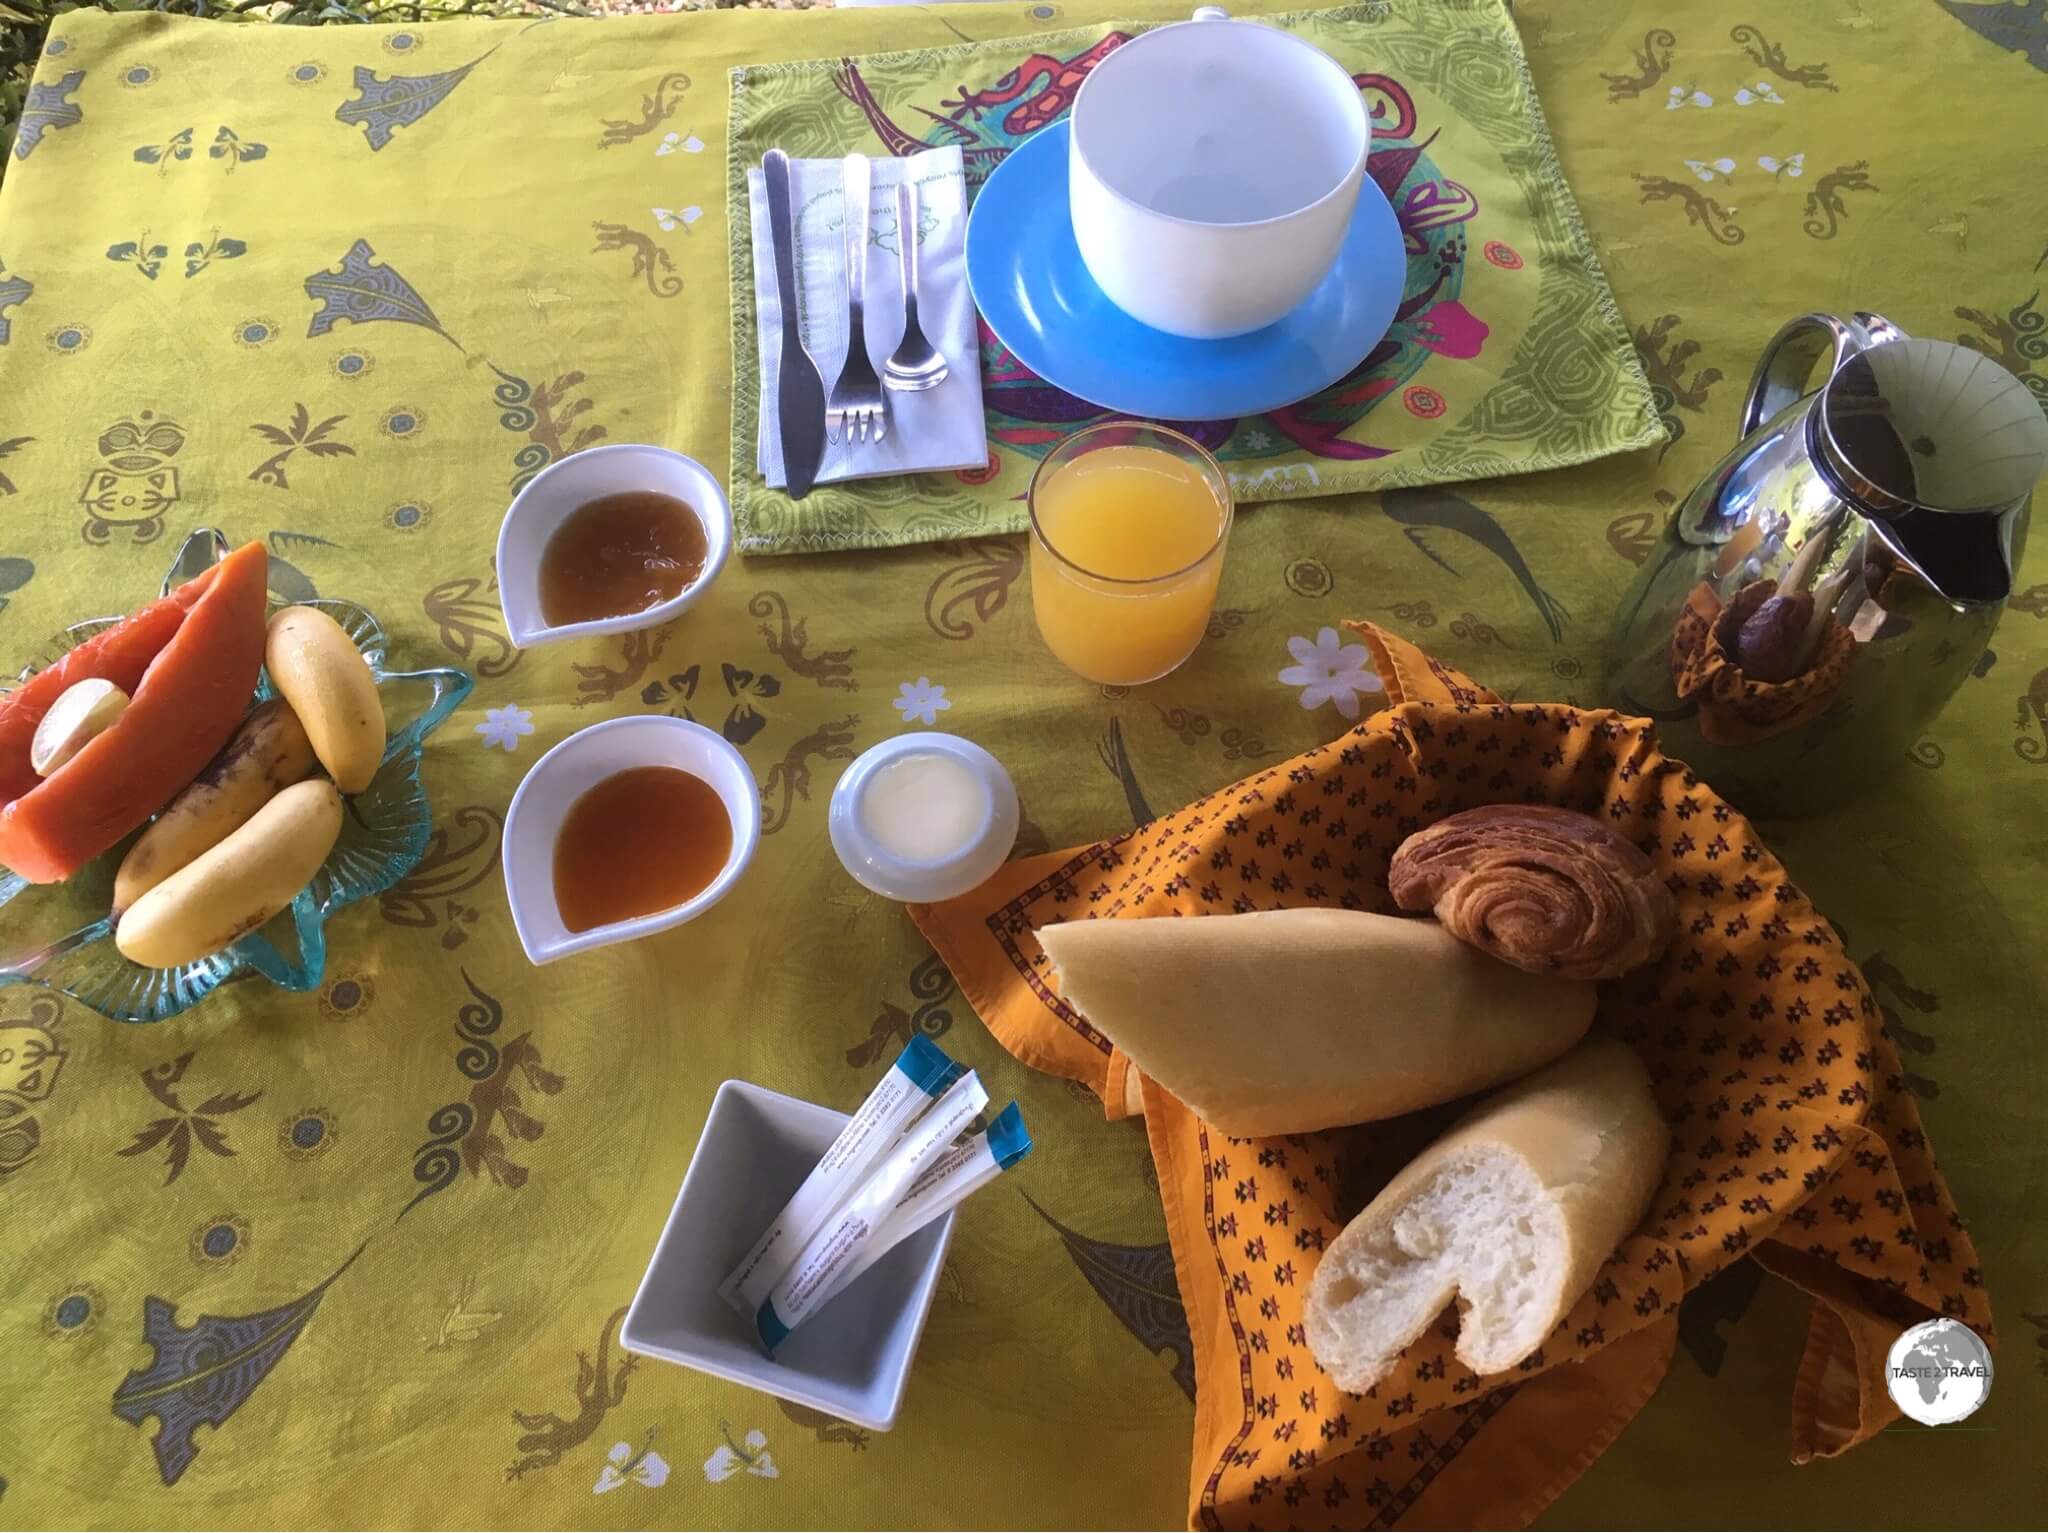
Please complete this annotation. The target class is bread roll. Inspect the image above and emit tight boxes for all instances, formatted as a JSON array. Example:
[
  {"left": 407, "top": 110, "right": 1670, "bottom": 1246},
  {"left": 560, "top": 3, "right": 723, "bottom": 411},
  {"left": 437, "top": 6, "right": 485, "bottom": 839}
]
[
  {"left": 1304, "top": 1038, "right": 1667, "bottom": 1392},
  {"left": 1036, "top": 909, "right": 1595, "bottom": 1136}
]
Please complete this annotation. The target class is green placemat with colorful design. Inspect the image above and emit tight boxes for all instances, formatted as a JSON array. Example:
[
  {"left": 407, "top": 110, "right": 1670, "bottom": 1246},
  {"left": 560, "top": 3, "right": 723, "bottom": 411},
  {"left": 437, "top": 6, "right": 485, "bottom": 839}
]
[{"left": 726, "top": 1, "right": 1665, "bottom": 555}]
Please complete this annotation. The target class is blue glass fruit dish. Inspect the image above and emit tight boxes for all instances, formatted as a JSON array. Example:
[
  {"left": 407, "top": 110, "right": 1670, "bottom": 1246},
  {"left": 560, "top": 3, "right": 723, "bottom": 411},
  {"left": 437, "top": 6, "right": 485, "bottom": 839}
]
[{"left": 0, "top": 530, "right": 475, "bottom": 1022}]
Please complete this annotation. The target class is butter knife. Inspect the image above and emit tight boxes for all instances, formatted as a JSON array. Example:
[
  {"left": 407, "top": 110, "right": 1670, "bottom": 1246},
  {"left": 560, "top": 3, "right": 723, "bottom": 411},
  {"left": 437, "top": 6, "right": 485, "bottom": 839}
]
[{"left": 762, "top": 149, "right": 827, "bottom": 500}]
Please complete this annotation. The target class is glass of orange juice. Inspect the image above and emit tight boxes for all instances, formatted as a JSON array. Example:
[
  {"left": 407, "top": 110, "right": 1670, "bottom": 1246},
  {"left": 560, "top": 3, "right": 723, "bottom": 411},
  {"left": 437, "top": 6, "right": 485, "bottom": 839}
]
[{"left": 1027, "top": 422, "right": 1234, "bottom": 686}]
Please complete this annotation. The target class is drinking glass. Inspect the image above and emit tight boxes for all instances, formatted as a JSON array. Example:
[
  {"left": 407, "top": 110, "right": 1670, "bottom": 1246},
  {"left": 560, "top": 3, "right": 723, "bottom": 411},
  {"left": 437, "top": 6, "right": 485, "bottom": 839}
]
[{"left": 1027, "top": 422, "right": 1234, "bottom": 686}]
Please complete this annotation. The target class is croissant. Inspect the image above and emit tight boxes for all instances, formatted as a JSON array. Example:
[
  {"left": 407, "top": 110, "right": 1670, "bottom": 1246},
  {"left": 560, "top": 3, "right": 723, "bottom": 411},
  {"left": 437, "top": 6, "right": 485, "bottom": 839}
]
[{"left": 1388, "top": 805, "right": 1677, "bottom": 981}]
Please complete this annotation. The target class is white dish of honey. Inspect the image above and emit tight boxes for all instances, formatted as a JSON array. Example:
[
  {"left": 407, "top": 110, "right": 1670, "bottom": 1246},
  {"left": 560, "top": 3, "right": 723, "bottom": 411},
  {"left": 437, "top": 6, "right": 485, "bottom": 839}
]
[
  {"left": 502, "top": 715, "right": 761, "bottom": 964},
  {"left": 496, "top": 443, "right": 732, "bottom": 650}
]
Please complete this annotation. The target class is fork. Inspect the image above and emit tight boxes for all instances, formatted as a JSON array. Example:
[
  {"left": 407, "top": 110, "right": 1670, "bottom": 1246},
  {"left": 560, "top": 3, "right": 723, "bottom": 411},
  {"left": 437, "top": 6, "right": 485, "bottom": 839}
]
[{"left": 827, "top": 153, "right": 888, "bottom": 444}]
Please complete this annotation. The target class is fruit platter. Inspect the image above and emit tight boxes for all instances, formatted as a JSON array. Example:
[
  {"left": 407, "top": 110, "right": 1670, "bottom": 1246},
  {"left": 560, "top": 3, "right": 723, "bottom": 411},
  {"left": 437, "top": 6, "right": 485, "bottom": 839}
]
[{"left": 0, "top": 529, "right": 473, "bottom": 1023}]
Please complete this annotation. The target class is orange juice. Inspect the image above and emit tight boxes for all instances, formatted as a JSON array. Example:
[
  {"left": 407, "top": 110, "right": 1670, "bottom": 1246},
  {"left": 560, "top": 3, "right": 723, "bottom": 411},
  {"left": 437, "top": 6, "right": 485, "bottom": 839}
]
[{"left": 1029, "top": 431, "right": 1232, "bottom": 685}]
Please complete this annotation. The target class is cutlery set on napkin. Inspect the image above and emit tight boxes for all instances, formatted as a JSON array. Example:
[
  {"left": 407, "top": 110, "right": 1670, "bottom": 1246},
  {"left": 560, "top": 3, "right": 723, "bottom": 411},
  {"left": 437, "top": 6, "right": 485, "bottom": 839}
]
[{"left": 746, "top": 145, "right": 987, "bottom": 499}]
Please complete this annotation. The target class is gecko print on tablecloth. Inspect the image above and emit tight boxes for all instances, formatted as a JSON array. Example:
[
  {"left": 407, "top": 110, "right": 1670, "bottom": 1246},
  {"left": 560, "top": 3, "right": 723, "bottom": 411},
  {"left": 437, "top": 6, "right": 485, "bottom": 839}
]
[
  {"left": 761, "top": 715, "right": 860, "bottom": 835},
  {"left": 1633, "top": 314, "right": 1722, "bottom": 459},
  {"left": 591, "top": 223, "right": 683, "bottom": 298},
  {"left": 14, "top": 71, "right": 84, "bottom": 161},
  {"left": 1601, "top": 29, "right": 1677, "bottom": 102},
  {"left": 569, "top": 626, "right": 671, "bottom": 707},
  {"left": 1729, "top": 23, "right": 1838, "bottom": 92},
  {"left": 1955, "top": 290, "right": 2048, "bottom": 409},
  {"left": 597, "top": 71, "right": 692, "bottom": 148},
  {"left": 1635, "top": 173, "right": 1744, "bottom": 245},
  {"left": 507, "top": 1307, "right": 636, "bottom": 1481},
  {"left": 847, "top": 952, "right": 957, "bottom": 1067},
  {"left": 114, "top": 1052, "right": 261, "bottom": 1186},
  {"left": 401, "top": 970, "right": 564, "bottom": 1218},
  {"left": 489, "top": 365, "right": 607, "bottom": 492},
  {"left": 1801, "top": 161, "right": 1877, "bottom": 240},
  {"left": 304, "top": 238, "right": 461, "bottom": 352},
  {"left": 112, "top": 1244, "right": 367, "bottom": 1486},
  {"left": 751, "top": 591, "right": 859, "bottom": 690}
]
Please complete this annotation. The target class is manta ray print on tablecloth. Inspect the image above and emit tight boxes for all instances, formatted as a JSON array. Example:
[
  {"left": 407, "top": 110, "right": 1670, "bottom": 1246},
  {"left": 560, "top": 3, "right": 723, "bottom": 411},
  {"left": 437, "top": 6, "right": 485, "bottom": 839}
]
[{"left": 725, "top": 1, "right": 1662, "bottom": 554}]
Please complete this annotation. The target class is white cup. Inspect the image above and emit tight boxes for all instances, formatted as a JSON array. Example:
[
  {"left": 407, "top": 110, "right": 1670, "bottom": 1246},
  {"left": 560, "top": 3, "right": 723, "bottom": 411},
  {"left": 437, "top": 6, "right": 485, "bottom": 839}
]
[{"left": 1068, "top": 7, "right": 1370, "bottom": 340}]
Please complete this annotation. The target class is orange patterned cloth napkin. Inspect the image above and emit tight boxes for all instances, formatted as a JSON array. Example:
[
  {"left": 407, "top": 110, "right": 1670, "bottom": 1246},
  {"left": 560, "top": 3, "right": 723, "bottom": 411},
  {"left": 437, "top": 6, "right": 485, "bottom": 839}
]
[{"left": 913, "top": 625, "right": 1991, "bottom": 1531}]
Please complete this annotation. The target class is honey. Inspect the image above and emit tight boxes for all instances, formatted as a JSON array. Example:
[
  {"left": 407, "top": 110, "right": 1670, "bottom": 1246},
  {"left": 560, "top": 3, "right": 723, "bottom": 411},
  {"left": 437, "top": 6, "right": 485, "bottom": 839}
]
[
  {"left": 552, "top": 765, "right": 732, "bottom": 933},
  {"left": 539, "top": 491, "right": 708, "bottom": 628}
]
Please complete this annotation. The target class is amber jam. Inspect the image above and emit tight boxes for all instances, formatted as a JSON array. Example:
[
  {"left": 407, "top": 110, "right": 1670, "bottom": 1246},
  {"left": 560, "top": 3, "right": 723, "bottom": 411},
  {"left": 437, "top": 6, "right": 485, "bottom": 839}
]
[
  {"left": 551, "top": 766, "right": 732, "bottom": 933},
  {"left": 538, "top": 491, "right": 708, "bottom": 627}
]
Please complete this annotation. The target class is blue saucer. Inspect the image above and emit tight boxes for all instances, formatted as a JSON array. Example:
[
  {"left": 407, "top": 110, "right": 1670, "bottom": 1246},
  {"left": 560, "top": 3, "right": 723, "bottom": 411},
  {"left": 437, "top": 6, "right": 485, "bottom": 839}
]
[{"left": 965, "top": 121, "right": 1404, "bottom": 422}]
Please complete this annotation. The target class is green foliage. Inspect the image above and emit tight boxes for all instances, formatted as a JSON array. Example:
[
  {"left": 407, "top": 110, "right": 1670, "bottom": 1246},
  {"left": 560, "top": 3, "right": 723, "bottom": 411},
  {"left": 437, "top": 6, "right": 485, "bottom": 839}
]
[{"left": 0, "top": 0, "right": 585, "bottom": 169}]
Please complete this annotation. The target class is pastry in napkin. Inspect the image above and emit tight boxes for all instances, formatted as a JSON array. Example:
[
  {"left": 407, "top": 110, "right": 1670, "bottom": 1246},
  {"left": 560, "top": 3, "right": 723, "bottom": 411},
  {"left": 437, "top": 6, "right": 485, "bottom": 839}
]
[{"left": 744, "top": 145, "right": 986, "bottom": 489}]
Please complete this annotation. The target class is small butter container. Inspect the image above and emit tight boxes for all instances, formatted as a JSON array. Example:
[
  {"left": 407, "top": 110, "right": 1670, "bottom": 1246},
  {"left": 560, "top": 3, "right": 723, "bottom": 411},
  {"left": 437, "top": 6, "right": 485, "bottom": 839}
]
[
  {"left": 829, "top": 732, "right": 1020, "bottom": 904},
  {"left": 620, "top": 1079, "right": 954, "bottom": 1432}
]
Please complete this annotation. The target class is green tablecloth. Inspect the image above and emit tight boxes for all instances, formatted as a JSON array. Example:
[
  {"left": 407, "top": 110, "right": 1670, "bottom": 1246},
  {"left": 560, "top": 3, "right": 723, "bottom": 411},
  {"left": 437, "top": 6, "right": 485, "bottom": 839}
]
[{"left": 0, "top": 2, "right": 2041, "bottom": 1528}]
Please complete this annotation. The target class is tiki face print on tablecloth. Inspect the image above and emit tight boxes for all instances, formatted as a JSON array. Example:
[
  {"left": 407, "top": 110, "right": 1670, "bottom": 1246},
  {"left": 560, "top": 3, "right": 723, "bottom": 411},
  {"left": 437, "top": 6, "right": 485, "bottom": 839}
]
[{"left": 79, "top": 411, "right": 184, "bottom": 545}]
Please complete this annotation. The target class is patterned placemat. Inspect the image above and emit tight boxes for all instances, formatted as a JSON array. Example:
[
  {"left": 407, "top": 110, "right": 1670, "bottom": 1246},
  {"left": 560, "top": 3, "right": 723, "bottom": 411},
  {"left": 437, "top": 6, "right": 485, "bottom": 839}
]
[{"left": 726, "top": 0, "right": 1665, "bottom": 554}]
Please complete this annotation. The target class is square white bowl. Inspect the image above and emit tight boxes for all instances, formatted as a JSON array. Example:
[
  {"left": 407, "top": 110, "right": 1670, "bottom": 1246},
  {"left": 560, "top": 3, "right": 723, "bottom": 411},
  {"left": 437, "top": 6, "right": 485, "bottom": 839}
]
[{"left": 620, "top": 1079, "right": 955, "bottom": 1432}]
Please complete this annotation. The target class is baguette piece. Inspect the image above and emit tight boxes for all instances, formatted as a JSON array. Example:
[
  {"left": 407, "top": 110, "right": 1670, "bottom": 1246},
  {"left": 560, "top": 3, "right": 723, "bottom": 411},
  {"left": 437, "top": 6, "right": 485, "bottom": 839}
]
[
  {"left": 1036, "top": 909, "right": 1595, "bottom": 1136},
  {"left": 1304, "top": 1038, "right": 1667, "bottom": 1392}
]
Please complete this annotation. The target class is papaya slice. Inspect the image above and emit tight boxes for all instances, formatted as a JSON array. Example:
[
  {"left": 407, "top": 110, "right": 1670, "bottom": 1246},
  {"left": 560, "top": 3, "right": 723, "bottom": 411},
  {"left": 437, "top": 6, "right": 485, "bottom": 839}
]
[{"left": 0, "top": 541, "right": 270, "bottom": 883}]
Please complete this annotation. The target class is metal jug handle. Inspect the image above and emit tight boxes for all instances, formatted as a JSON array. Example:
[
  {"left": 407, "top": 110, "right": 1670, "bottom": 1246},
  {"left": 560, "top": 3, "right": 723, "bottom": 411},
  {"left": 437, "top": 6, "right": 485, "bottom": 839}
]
[{"left": 1738, "top": 310, "right": 1906, "bottom": 439}]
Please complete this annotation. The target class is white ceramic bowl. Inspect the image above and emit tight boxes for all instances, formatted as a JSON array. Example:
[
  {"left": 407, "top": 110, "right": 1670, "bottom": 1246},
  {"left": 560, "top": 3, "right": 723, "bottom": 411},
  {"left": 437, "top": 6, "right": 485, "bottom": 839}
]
[
  {"left": 620, "top": 1079, "right": 955, "bottom": 1432},
  {"left": 501, "top": 714, "right": 760, "bottom": 965},
  {"left": 828, "top": 733, "right": 1020, "bottom": 904},
  {"left": 1068, "top": 7, "right": 1370, "bottom": 339},
  {"left": 495, "top": 443, "right": 733, "bottom": 650}
]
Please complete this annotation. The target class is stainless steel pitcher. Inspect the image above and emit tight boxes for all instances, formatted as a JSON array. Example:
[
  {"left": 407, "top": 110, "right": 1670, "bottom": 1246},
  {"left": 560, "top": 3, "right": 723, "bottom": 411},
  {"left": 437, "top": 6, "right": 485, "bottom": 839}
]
[{"left": 1603, "top": 311, "right": 2047, "bottom": 814}]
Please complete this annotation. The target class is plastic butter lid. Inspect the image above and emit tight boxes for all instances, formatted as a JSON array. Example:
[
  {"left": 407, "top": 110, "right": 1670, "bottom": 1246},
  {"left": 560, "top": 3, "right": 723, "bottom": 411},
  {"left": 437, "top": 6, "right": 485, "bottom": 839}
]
[{"left": 828, "top": 732, "right": 1021, "bottom": 905}]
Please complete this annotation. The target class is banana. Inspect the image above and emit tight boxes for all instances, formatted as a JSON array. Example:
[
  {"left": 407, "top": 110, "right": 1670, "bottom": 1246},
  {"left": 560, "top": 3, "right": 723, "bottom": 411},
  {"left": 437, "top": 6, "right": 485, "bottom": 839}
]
[
  {"left": 112, "top": 699, "right": 318, "bottom": 914},
  {"left": 264, "top": 606, "right": 386, "bottom": 793},
  {"left": 116, "top": 778, "right": 343, "bottom": 970},
  {"left": 31, "top": 678, "right": 130, "bottom": 777}
]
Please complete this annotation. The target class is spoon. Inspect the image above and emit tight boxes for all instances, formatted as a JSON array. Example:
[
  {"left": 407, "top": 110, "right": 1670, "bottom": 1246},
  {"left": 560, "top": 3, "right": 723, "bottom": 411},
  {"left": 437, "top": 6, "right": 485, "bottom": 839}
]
[{"left": 883, "top": 178, "right": 948, "bottom": 393}]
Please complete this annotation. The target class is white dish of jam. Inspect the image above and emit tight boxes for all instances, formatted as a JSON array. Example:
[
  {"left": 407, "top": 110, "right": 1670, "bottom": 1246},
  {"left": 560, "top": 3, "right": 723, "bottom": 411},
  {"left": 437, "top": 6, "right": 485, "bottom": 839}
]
[
  {"left": 496, "top": 443, "right": 732, "bottom": 650},
  {"left": 502, "top": 715, "right": 761, "bottom": 964}
]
